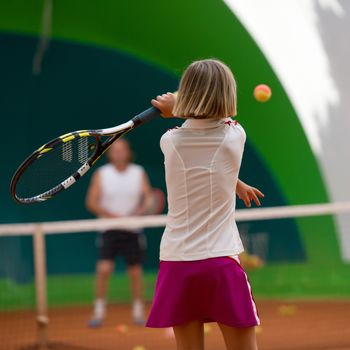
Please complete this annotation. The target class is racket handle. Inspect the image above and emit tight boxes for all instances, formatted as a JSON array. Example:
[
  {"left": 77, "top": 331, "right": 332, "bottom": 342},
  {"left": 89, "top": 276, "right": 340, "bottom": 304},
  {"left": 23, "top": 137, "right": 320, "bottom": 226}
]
[{"left": 132, "top": 106, "right": 161, "bottom": 127}]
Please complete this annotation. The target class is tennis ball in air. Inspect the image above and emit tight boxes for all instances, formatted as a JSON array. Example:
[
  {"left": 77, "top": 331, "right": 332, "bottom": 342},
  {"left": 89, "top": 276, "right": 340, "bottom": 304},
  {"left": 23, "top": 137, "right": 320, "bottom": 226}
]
[
  {"left": 132, "top": 346, "right": 146, "bottom": 350},
  {"left": 254, "top": 84, "right": 272, "bottom": 102}
]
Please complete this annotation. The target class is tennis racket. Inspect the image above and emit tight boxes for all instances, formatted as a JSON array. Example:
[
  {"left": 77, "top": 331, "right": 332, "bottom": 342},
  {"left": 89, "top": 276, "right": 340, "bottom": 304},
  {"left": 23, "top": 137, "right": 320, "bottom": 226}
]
[{"left": 10, "top": 106, "right": 160, "bottom": 204}]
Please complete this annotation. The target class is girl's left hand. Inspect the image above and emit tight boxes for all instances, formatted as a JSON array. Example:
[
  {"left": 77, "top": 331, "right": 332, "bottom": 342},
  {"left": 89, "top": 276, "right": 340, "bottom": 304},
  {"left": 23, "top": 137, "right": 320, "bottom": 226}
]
[{"left": 236, "top": 180, "right": 264, "bottom": 208}]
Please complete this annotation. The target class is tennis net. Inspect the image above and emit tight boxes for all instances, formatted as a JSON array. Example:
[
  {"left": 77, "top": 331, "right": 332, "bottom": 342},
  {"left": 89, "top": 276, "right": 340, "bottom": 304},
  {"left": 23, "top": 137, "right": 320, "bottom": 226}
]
[{"left": 1, "top": 202, "right": 350, "bottom": 350}]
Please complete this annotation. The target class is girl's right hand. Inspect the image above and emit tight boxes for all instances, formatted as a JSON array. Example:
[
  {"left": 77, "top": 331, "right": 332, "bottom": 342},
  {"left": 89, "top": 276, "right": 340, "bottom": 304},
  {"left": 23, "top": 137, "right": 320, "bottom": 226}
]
[{"left": 151, "top": 92, "right": 177, "bottom": 118}]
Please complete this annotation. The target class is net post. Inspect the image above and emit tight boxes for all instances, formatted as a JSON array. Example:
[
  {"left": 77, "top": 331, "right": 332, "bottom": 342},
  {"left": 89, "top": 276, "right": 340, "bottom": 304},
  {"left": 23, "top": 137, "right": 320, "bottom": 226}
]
[{"left": 33, "top": 225, "right": 49, "bottom": 349}]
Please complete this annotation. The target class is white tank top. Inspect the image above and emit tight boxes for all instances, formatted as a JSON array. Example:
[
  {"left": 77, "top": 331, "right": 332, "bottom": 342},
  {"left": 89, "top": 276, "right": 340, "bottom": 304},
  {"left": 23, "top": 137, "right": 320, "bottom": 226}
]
[
  {"left": 98, "top": 163, "right": 144, "bottom": 217},
  {"left": 159, "top": 117, "right": 246, "bottom": 261}
]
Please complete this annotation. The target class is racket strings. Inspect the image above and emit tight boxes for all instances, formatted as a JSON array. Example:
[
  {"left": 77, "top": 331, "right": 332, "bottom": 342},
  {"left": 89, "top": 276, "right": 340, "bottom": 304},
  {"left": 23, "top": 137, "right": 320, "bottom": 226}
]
[
  {"left": 62, "top": 141, "right": 73, "bottom": 163},
  {"left": 15, "top": 136, "right": 99, "bottom": 199},
  {"left": 78, "top": 137, "right": 89, "bottom": 164}
]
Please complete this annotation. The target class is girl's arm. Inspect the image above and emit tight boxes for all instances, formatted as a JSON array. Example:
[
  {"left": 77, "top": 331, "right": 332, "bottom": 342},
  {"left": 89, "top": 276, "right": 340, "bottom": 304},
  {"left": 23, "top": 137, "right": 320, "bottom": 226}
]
[{"left": 236, "top": 179, "right": 264, "bottom": 208}]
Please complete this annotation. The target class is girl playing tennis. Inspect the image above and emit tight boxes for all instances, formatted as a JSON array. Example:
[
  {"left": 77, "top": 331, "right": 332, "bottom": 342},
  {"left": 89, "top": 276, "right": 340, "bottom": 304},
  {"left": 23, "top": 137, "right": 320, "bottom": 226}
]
[{"left": 146, "top": 59, "right": 264, "bottom": 350}]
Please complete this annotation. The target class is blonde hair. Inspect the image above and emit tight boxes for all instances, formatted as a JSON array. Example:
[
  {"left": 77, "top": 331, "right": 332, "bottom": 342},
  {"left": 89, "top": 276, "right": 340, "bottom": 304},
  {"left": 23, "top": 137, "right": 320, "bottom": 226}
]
[{"left": 173, "top": 59, "right": 237, "bottom": 119}]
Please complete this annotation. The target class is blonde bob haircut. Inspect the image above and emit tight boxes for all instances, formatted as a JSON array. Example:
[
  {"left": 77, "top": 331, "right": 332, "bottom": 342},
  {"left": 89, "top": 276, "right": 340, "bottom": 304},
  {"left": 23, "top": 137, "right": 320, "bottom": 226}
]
[{"left": 173, "top": 59, "right": 237, "bottom": 119}]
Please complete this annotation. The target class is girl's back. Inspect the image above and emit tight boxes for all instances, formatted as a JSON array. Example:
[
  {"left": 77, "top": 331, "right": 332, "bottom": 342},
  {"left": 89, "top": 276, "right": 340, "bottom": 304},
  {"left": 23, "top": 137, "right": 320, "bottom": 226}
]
[{"left": 160, "top": 117, "right": 246, "bottom": 261}]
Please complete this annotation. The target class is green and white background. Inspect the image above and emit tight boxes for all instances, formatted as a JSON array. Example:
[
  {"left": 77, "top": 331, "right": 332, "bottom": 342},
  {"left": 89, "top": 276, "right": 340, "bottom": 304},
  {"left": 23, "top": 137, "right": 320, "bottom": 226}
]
[{"left": 0, "top": 0, "right": 349, "bottom": 308}]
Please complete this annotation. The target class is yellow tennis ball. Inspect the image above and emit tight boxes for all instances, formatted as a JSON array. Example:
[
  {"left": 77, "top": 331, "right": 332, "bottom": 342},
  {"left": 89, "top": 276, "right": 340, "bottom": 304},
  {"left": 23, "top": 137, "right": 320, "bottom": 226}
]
[
  {"left": 254, "top": 84, "right": 272, "bottom": 102},
  {"left": 132, "top": 346, "right": 146, "bottom": 350}
]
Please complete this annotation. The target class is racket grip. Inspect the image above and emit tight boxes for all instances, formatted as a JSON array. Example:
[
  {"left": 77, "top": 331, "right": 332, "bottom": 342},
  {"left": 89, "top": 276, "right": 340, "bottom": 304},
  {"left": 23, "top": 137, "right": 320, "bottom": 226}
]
[{"left": 132, "top": 106, "right": 161, "bottom": 127}]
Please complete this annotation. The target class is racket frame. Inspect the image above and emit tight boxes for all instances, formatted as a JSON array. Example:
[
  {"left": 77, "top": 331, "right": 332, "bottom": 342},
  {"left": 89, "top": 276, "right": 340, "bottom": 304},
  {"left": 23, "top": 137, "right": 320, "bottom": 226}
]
[{"left": 11, "top": 106, "right": 159, "bottom": 204}]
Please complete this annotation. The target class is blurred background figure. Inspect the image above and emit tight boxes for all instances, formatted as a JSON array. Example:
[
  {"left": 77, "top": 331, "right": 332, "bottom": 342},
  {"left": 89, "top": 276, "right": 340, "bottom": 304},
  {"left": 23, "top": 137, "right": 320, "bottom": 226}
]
[{"left": 86, "top": 139, "right": 153, "bottom": 327}]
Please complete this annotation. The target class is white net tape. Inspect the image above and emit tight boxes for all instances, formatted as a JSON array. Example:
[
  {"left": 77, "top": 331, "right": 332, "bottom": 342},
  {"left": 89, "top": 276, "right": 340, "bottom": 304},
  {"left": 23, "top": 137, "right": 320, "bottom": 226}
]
[{"left": 1, "top": 202, "right": 350, "bottom": 236}]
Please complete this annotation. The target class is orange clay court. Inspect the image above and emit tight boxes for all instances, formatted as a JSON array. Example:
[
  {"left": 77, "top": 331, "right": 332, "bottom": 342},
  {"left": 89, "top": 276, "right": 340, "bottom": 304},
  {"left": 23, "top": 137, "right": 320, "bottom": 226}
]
[{"left": 1, "top": 300, "right": 350, "bottom": 350}]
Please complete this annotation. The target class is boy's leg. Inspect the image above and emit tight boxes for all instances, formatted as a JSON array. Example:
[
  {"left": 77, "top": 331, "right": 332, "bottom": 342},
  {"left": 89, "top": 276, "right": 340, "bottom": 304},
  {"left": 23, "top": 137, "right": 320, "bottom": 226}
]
[
  {"left": 127, "top": 264, "right": 143, "bottom": 300},
  {"left": 127, "top": 263, "right": 145, "bottom": 325},
  {"left": 96, "top": 259, "right": 115, "bottom": 299},
  {"left": 88, "top": 259, "right": 114, "bottom": 327},
  {"left": 125, "top": 233, "right": 146, "bottom": 325}
]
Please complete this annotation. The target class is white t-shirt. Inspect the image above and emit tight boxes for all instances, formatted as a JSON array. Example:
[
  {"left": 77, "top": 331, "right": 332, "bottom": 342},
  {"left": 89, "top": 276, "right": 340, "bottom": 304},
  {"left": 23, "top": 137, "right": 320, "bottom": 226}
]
[
  {"left": 98, "top": 163, "right": 144, "bottom": 217},
  {"left": 159, "top": 117, "right": 246, "bottom": 261}
]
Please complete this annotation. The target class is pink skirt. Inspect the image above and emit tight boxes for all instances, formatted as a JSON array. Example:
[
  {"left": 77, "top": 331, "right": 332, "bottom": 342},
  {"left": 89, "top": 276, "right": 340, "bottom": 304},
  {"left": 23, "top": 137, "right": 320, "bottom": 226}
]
[{"left": 146, "top": 256, "right": 260, "bottom": 328}]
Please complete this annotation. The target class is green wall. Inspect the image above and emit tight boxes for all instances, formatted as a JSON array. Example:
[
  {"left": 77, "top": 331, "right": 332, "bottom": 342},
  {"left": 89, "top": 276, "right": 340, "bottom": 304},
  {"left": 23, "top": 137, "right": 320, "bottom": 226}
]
[
  {"left": 0, "top": 0, "right": 342, "bottom": 286},
  {"left": 0, "top": 33, "right": 306, "bottom": 280}
]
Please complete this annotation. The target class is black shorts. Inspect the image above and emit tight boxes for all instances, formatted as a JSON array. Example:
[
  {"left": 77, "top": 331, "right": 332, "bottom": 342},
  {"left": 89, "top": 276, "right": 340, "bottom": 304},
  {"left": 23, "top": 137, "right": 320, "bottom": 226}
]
[{"left": 97, "top": 230, "right": 146, "bottom": 266}]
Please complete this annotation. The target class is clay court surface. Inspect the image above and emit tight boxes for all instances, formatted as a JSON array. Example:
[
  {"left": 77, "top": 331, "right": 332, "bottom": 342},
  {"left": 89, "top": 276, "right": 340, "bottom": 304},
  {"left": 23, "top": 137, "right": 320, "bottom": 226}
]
[{"left": 1, "top": 300, "right": 350, "bottom": 350}]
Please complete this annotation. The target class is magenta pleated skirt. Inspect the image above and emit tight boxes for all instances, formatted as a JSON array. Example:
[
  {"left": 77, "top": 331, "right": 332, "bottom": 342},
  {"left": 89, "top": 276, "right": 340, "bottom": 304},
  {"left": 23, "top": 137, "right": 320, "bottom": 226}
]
[{"left": 146, "top": 256, "right": 260, "bottom": 328}]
